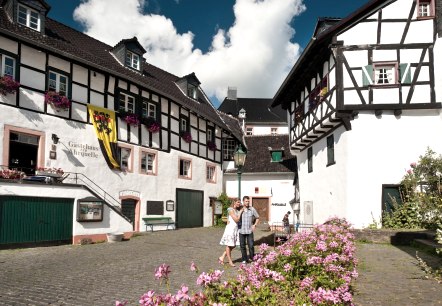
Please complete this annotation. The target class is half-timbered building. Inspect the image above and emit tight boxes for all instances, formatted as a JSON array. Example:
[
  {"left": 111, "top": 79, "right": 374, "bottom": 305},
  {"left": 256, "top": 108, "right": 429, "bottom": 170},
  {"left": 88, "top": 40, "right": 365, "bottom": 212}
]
[
  {"left": 272, "top": 0, "right": 442, "bottom": 228},
  {"left": 0, "top": 0, "right": 244, "bottom": 245}
]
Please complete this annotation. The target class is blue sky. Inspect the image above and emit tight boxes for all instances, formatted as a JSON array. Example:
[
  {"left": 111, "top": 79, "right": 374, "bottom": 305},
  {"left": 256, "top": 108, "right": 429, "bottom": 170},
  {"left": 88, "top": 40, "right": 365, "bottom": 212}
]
[{"left": 45, "top": 0, "right": 368, "bottom": 105}]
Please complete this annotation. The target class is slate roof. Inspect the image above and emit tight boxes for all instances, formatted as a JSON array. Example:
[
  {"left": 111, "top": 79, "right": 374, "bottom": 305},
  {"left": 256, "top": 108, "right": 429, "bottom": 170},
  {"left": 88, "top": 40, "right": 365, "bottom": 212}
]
[
  {"left": 218, "top": 98, "right": 287, "bottom": 124},
  {"left": 272, "top": 0, "right": 395, "bottom": 108},
  {"left": 225, "top": 134, "right": 297, "bottom": 174},
  {"left": 0, "top": 5, "right": 244, "bottom": 143}
]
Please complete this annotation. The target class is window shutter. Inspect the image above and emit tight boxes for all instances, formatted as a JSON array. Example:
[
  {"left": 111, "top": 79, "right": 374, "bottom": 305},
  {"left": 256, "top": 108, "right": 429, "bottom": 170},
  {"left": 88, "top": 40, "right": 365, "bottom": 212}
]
[
  {"left": 362, "top": 65, "right": 373, "bottom": 86},
  {"left": 399, "top": 63, "right": 411, "bottom": 84}
]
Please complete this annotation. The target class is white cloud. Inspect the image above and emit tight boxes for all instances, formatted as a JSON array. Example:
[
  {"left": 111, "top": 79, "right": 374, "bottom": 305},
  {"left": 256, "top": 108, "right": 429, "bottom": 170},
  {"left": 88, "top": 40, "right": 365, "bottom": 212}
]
[{"left": 73, "top": 0, "right": 306, "bottom": 104}]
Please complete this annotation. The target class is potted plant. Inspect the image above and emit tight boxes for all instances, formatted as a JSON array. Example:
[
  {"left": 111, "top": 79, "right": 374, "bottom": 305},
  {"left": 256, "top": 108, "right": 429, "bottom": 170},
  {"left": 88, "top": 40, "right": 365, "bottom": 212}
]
[
  {"left": 0, "top": 75, "right": 20, "bottom": 96},
  {"left": 142, "top": 117, "right": 161, "bottom": 133},
  {"left": 45, "top": 91, "right": 71, "bottom": 111},
  {"left": 180, "top": 131, "right": 192, "bottom": 143},
  {"left": 0, "top": 168, "right": 25, "bottom": 180},
  {"left": 207, "top": 140, "right": 217, "bottom": 151}
]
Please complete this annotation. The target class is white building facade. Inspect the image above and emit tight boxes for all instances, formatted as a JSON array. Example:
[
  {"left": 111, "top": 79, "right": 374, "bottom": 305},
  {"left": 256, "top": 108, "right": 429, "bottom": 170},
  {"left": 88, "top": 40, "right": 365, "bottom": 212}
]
[
  {"left": 272, "top": 0, "right": 442, "bottom": 228},
  {"left": 0, "top": 0, "right": 243, "bottom": 246}
]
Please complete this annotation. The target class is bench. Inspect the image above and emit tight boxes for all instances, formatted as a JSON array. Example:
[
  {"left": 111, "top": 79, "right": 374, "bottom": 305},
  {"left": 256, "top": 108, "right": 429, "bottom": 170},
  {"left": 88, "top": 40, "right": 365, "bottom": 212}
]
[{"left": 142, "top": 217, "right": 175, "bottom": 232}]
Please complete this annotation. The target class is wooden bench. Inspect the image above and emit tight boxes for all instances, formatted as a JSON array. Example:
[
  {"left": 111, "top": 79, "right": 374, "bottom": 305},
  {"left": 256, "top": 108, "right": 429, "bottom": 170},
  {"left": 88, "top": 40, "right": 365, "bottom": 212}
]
[{"left": 142, "top": 217, "right": 175, "bottom": 232}]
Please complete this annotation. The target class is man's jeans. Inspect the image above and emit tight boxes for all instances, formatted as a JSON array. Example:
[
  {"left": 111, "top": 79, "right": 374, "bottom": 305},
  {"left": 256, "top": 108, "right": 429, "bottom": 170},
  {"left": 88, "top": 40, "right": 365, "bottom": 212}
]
[{"left": 239, "top": 232, "right": 255, "bottom": 262}]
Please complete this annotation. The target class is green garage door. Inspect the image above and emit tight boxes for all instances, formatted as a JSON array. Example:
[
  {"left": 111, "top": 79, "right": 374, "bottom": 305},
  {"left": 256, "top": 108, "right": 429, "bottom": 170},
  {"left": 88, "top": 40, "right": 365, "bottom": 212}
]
[
  {"left": 0, "top": 196, "right": 74, "bottom": 245},
  {"left": 176, "top": 189, "right": 203, "bottom": 228}
]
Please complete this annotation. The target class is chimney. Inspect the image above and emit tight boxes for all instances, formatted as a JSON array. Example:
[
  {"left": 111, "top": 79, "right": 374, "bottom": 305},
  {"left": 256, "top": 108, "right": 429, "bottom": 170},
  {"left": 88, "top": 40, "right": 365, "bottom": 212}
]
[{"left": 227, "top": 87, "right": 237, "bottom": 100}]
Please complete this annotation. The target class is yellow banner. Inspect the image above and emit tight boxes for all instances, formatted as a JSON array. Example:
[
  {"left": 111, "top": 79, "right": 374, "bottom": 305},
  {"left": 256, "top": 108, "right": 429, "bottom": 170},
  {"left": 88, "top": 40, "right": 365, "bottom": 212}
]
[{"left": 87, "top": 105, "right": 120, "bottom": 169}]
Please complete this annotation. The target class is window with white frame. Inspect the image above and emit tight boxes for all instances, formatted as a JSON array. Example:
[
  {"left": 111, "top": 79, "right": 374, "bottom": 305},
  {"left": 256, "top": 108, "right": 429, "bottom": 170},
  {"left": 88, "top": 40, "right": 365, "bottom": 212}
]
[
  {"left": 179, "top": 158, "right": 191, "bottom": 179},
  {"left": 374, "top": 63, "right": 396, "bottom": 85},
  {"left": 187, "top": 84, "right": 197, "bottom": 99},
  {"left": 180, "top": 115, "right": 189, "bottom": 132},
  {"left": 206, "top": 164, "right": 216, "bottom": 183},
  {"left": 1, "top": 55, "right": 15, "bottom": 78},
  {"left": 207, "top": 127, "right": 214, "bottom": 141},
  {"left": 222, "top": 139, "right": 236, "bottom": 160},
  {"left": 48, "top": 71, "right": 68, "bottom": 96},
  {"left": 119, "top": 92, "right": 135, "bottom": 113},
  {"left": 17, "top": 4, "right": 40, "bottom": 31},
  {"left": 118, "top": 147, "right": 132, "bottom": 171},
  {"left": 271, "top": 127, "right": 278, "bottom": 136},
  {"left": 246, "top": 127, "right": 253, "bottom": 136},
  {"left": 141, "top": 101, "right": 156, "bottom": 118},
  {"left": 140, "top": 151, "right": 156, "bottom": 174},
  {"left": 417, "top": 0, "right": 434, "bottom": 17},
  {"left": 125, "top": 50, "right": 140, "bottom": 70}
]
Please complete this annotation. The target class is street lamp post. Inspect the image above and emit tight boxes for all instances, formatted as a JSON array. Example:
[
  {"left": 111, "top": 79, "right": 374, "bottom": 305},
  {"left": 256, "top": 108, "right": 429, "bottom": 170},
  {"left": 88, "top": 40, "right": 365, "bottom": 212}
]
[{"left": 233, "top": 145, "right": 247, "bottom": 199}]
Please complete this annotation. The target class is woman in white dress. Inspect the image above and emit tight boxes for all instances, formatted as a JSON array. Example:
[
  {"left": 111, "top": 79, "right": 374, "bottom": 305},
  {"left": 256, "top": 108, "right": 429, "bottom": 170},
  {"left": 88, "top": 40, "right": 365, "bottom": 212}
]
[{"left": 218, "top": 198, "right": 243, "bottom": 267}]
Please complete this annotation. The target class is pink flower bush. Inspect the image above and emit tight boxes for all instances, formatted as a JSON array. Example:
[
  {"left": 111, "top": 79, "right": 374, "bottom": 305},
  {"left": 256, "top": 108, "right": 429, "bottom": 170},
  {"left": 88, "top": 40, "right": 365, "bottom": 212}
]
[
  {"left": 45, "top": 91, "right": 71, "bottom": 111},
  {"left": 0, "top": 75, "right": 20, "bottom": 96},
  {"left": 121, "top": 217, "right": 358, "bottom": 305}
]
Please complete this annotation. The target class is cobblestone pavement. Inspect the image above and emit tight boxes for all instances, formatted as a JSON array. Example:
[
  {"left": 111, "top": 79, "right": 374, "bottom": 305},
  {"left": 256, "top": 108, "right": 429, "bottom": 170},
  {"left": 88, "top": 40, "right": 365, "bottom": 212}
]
[
  {"left": 0, "top": 227, "right": 441, "bottom": 305},
  {"left": 353, "top": 243, "right": 442, "bottom": 306}
]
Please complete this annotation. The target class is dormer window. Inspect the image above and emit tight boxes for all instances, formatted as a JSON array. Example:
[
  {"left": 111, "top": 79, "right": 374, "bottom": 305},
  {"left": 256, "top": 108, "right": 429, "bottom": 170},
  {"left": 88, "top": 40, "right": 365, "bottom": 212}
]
[
  {"left": 18, "top": 4, "right": 41, "bottom": 31},
  {"left": 125, "top": 50, "right": 140, "bottom": 70},
  {"left": 187, "top": 84, "right": 197, "bottom": 99}
]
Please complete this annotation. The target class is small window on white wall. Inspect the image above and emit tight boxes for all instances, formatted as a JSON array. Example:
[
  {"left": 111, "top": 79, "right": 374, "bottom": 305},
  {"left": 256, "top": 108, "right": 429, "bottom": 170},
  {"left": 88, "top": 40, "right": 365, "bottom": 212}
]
[
  {"left": 48, "top": 71, "right": 68, "bottom": 96},
  {"left": 119, "top": 93, "right": 135, "bottom": 113},
  {"left": 271, "top": 128, "right": 277, "bottom": 136},
  {"left": 118, "top": 146, "right": 132, "bottom": 171},
  {"left": 1, "top": 56, "right": 15, "bottom": 78},
  {"left": 417, "top": 0, "right": 434, "bottom": 17},
  {"left": 179, "top": 158, "right": 191, "bottom": 179},
  {"left": 140, "top": 150, "right": 156, "bottom": 175},
  {"left": 206, "top": 164, "right": 216, "bottom": 183}
]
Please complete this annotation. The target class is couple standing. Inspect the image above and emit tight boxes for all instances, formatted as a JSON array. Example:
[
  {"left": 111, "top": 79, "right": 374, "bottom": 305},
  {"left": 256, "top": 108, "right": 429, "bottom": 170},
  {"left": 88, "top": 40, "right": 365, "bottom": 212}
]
[{"left": 219, "top": 196, "right": 260, "bottom": 266}]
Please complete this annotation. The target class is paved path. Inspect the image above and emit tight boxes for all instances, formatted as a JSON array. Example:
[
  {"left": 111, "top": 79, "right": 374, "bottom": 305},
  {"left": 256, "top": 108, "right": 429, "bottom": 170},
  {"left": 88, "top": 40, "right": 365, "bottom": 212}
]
[
  {"left": 0, "top": 227, "right": 441, "bottom": 305},
  {"left": 353, "top": 243, "right": 442, "bottom": 306}
]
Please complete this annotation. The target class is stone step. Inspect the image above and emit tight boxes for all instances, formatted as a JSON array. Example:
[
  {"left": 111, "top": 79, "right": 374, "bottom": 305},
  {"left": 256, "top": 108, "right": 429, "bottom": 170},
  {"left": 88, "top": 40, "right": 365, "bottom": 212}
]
[{"left": 413, "top": 238, "right": 442, "bottom": 254}]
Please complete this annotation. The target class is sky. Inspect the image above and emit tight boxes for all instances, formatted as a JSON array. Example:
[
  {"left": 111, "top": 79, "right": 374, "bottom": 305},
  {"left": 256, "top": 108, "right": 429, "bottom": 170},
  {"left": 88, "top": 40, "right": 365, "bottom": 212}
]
[{"left": 45, "top": 0, "right": 369, "bottom": 107}]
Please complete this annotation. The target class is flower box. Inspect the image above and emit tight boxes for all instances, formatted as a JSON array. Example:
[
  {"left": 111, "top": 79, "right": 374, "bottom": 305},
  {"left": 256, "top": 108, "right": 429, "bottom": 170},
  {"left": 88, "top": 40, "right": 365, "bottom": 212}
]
[
  {"left": 180, "top": 131, "right": 192, "bottom": 143},
  {"left": 45, "top": 91, "right": 71, "bottom": 111},
  {"left": 118, "top": 110, "right": 140, "bottom": 126},
  {"left": 141, "top": 117, "right": 161, "bottom": 133},
  {"left": 207, "top": 140, "right": 217, "bottom": 151},
  {"left": 0, "top": 76, "right": 20, "bottom": 96},
  {"left": 35, "top": 171, "right": 62, "bottom": 178},
  {"left": 35, "top": 167, "right": 64, "bottom": 177}
]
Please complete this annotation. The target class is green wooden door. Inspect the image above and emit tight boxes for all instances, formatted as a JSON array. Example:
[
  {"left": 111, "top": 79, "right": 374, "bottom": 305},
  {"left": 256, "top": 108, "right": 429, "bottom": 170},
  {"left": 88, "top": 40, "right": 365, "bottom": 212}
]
[
  {"left": 382, "top": 185, "right": 403, "bottom": 213},
  {"left": 176, "top": 189, "right": 203, "bottom": 228},
  {"left": 0, "top": 196, "right": 74, "bottom": 245}
]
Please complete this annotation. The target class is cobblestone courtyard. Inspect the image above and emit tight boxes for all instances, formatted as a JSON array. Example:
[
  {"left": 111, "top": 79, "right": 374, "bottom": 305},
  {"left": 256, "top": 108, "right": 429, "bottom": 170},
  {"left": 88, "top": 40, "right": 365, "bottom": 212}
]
[{"left": 0, "top": 227, "right": 441, "bottom": 305}]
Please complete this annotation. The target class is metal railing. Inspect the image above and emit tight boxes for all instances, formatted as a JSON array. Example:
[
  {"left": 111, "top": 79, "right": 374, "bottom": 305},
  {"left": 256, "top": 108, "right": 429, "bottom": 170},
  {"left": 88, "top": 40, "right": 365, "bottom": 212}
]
[{"left": 62, "top": 172, "right": 122, "bottom": 211}]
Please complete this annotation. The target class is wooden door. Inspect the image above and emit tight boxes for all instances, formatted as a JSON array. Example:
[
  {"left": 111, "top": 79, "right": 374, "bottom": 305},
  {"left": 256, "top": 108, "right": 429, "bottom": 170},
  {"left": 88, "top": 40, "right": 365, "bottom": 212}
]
[
  {"left": 252, "top": 197, "right": 269, "bottom": 223},
  {"left": 176, "top": 189, "right": 203, "bottom": 228}
]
